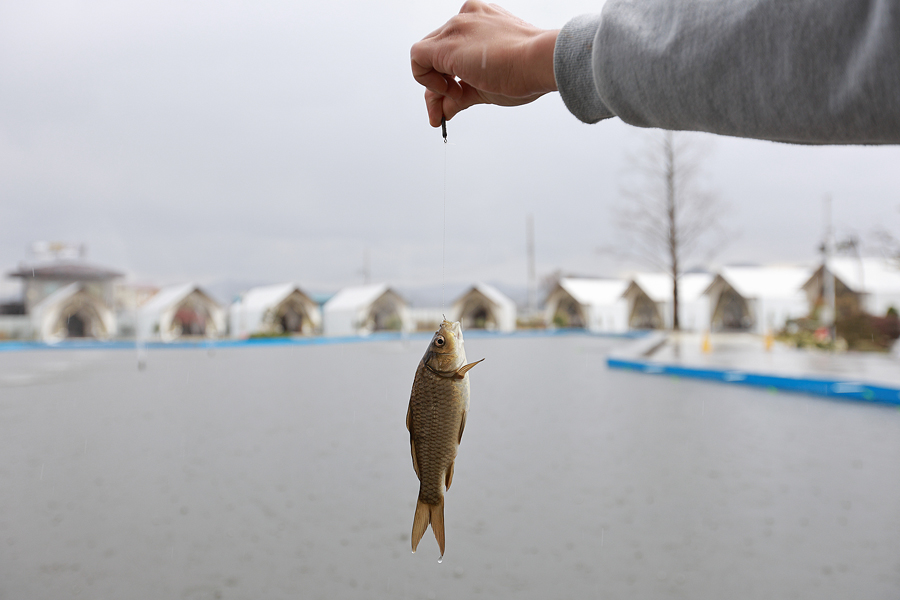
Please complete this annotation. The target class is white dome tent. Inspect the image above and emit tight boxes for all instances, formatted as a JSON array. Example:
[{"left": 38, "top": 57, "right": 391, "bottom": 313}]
[
  {"left": 229, "top": 283, "right": 321, "bottom": 338},
  {"left": 138, "top": 283, "right": 225, "bottom": 342},
  {"left": 30, "top": 283, "right": 116, "bottom": 342},
  {"left": 623, "top": 272, "right": 714, "bottom": 331},
  {"left": 802, "top": 257, "right": 900, "bottom": 317},
  {"left": 323, "top": 284, "right": 411, "bottom": 336},
  {"left": 704, "top": 266, "right": 811, "bottom": 334},
  {"left": 543, "top": 278, "right": 629, "bottom": 333},
  {"left": 450, "top": 283, "right": 516, "bottom": 332}
]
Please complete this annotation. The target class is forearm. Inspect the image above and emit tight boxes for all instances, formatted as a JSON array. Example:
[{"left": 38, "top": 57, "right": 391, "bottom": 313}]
[{"left": 555, "top": 0, "right": 900, "bottom": 144}]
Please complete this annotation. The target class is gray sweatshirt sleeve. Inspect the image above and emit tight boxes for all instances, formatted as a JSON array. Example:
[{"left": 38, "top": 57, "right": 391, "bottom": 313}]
[{"left": 554, "top": 0, "right": 900, "bottom": 144}]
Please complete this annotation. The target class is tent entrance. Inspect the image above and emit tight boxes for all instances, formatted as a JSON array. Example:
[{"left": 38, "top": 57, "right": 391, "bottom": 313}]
[
  {"left": 275, "top": 300, "right": 308, "bottom": 334},
  {"left": 172, "top": 297, "right": 213, "bottom": 337},
  {"left": 553, "top": 296, "right": 585, "bottom": 328},
  {"left": 713, "top": 288, "right": 752, "bottom": 331},
  {"left": 66, "top": 312, "right": 86, "bottom": 337},
  {"left": 629, "top": 292, "right": 662, "bottom": 329},
  {"left": 460, "top": 301, "right": 493, "bottom": 329}
]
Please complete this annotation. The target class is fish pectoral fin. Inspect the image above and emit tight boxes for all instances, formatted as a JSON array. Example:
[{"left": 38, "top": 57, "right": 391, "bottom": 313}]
[
  {"left": 445, "top": 460, "right": 455, "bottom": 490},
  {"left": 410, "top": 439, "right": 420, "bottom": 478},
  {"left": 455, "top": 358, "right": 485, "bottom": 379},
  {"left": 406, "top": 403, "right": 412, "bottom": 432}
]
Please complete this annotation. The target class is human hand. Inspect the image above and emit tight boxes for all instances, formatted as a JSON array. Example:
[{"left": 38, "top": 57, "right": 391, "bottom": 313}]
[{"left": 410, "top": 1, "right": 559, "bottom": 127}]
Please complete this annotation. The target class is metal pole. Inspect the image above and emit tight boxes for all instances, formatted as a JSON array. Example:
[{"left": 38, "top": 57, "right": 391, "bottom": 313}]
[
  {"left": 526, "top": 214, "right": 536, "bottom": 317},
  {"left": 822, "top": 195, "right": 836, "bottom": 339}
]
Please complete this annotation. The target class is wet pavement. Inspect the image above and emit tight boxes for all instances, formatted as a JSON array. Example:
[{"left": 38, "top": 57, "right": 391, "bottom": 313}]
[{"left": 1, "top": 335, "right": 899, "bottom": 599}]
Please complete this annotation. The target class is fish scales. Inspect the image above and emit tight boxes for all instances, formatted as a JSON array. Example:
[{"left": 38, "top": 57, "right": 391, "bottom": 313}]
[
  {"left": 406, "top": 320, "right": 483, "bottom": 559},
  {"left": 409, "top": 361, "right": 467, "bottom": 506}
]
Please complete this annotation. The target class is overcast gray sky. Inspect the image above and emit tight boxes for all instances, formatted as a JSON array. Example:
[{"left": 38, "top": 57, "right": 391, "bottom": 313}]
[{"left": 2, "top": 0, "right": 899, "bottom": 300}]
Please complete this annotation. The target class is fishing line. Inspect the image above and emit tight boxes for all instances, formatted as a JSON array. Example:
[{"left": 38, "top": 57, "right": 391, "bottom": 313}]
[{"left": 441, "top": 116, "right": 448, "bottom": 313}]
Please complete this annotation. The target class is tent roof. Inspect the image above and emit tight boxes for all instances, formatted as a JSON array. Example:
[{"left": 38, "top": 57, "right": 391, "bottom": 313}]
[
  {"left": 140, "top": 283, "right": 216, "bottom": 314},
  {"left": 31, "top": 282, "right": 82, "bottom": 312},
  {"left": 324, "top": 283, "right": 397, "bottom": 312},
  {"left": 631, "top": 272, "right": 714, "bottom": 303},
  {"left": 713, "top": 266, "right": 811, "bottom": 299},
  {"left": 826, "top": 257, "right": 900, "bottom": 293},
  {"left": 240, "top": 283, "right": 311, "bottom": 311},
  {"left": 458, "top": 283, "right": 516, "bottom": 311},
  {"left": 559, "top": 278, "right": 629, "bottom": 306}
]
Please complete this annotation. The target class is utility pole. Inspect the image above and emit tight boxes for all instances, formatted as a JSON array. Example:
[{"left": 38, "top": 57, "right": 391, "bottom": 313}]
[
  {"left": 362, "top": 249, "right": 370, "bottom": 285},
  {"left": 664, "top": 132, "right": 681, "bottom": 331},
  {"left": 526, "top": 214, "right": 536, "bottom": 317},
  {"left": 821, "top": 195, "right": 836, "bottom": 339}
]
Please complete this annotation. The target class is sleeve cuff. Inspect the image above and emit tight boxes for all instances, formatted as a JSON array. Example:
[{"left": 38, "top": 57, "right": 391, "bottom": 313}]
[{"left": 554, "top": 13, "right": 615, "bottom": 124}]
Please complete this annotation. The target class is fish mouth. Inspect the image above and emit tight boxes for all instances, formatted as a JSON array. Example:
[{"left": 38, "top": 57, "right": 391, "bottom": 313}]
[{"left": 441, "top": 319, "right": 463, "bottom": 341}]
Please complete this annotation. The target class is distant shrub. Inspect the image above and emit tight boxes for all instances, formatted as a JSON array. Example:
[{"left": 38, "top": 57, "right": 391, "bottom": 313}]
[
  {"left": 836, "top": 311, "right": 899, "bottom": 351},
  {"left": 780, "top": 311, "right": 899, "bottom": 352},
  {"left": 249, "top": 331, "right": 293, "bottom": 339},
  {"left": 871, "top": 313, "right": 900, "bottom": 342}
]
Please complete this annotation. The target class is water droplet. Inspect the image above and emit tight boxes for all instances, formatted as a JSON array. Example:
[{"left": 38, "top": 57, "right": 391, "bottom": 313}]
[{"left": 437, "top": 556, "right": 443, "bottom": 564}]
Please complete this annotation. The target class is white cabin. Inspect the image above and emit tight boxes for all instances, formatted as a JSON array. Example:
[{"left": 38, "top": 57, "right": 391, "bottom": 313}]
[
  {"left": 229, "top": 283, "right": 321, "bottom": 338},
  {"left": 544, "top": 278, "right": 629, "bottom": 333},
  {"left": 801, "top": 257, "right": 900, "bottom": 317},
  {"left": 322, "top": 284, "right": 411, "bottom": 336},
  {"left": 138, "top": 283, "right": 225, "bottom": 342},
  {"left": 623, "top": 272, "right": 713, "bottom": 331},
  {"left": 450, "top": 283, "right": 516, "bottom": 332},
  {"left": 704, "top": 266, "right": 811, "bottom": 334}
]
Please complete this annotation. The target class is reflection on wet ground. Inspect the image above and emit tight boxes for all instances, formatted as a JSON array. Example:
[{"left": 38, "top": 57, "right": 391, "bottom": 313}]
[{"left": 0, "top": 336, "right": 898, "bottom": 599}]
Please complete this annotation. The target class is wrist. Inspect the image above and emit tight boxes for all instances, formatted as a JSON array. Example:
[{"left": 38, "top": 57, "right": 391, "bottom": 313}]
[{"left": 527, "top": 29, "right": 560, "bottom": 94}]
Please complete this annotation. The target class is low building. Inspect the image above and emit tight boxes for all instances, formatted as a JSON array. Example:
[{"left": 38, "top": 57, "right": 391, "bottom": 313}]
[
  {"left": 704, "top": 266, "right": 811, "bottom": 334},
  {"left": 450, "top": 283, "right": 516, "bottom": 332},
  {"left": 322, "top": 283, "right": 411, "bottom": 336},
  {"left": 544, "top": 277, "right": 629, "bottom": 333},
  {"left": 623, "top": 272, "right": 714, "bottom": 331},
  {"left": 138, "top": 283, "right": 225, "bottom": 342},
  {"left": 229, "top": 283, "right": 322, "bottom": 338},
  {"left": 801, "top": 257, "right": 900, "bottom": 317}
]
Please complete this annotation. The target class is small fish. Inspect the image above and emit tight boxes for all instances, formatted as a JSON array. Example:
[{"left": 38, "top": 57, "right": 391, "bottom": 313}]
[{"left": 406, "top": 319, "right": 483, "bottom": 559}]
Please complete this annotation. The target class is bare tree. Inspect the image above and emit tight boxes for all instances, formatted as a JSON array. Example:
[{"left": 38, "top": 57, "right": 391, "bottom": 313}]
[
  {"left": 615, "top": 131, "right": 726, "bottom": 330},
  {"left": 871, "top": 204, "right": 900, "bottom": 267}
]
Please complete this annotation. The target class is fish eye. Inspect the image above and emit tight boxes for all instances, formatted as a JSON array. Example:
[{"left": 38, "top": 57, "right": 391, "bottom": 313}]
[{"left": 435, "top": 337, "right": 445, "bottom": 347}]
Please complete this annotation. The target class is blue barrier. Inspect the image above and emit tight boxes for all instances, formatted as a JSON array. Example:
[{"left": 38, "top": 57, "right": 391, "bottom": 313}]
[{"left": 607, "top": 358, "right": 900, "bottom": 406}]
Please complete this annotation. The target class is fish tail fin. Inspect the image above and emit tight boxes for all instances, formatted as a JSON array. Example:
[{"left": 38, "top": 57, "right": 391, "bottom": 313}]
[
  {"left": 431, "top": 497, "right": 445, "bottom": 558},
  {"left": 411, "top": 498, "right": 430, "bottom": 553},
  {"left": 410, "top": 497, "right": 446, "bottom": 558}
]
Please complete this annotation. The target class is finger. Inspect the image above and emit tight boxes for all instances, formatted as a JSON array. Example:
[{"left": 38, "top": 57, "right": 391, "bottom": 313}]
[
  {"left": 426, "top": 84, "right": 488, "bottom": 125},
  {"left": 425, "top": 91, "right": 445, "bottom": 127},
  {"left": 412, "top": 61, "right": 460, "bottom": 96},
  {"left": 412, "top": 61, "right": 466, "bottom": 105}
]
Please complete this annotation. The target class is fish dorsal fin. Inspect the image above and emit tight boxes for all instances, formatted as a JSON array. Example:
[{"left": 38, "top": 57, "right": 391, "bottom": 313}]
[{"left": 455, "top": 358, "right": 484, "bottom": 379}]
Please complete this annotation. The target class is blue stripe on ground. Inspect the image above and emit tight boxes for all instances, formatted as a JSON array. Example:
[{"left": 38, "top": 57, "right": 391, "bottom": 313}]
[
  {"left": 0, "top": 328, "right": 649, "bottom": 353},
  {"left": 607, "top": 358, "right": 900, "bottom": 406}
]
